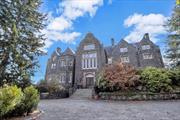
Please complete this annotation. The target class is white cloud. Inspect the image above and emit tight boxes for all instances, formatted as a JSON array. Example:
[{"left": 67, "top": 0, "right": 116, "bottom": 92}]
[
  {"left": 42, "top": 0, "right": 103, "bottom": 51},
  {"left": 60, "top": 0, "right": 103, "bottom": 20},
  {"left": 47, "top": 17, "right": 72, "bottom": 31},
  {"left": 124, "top": 13, "right": 168, "bottom": 43},
  {"left": 108, "top": 0, "right": 113, "bottom": 5}
]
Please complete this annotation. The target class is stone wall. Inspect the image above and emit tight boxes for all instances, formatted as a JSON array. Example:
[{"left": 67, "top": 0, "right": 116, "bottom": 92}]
[
  {"left": 40, "top": 88, "right": 76, "bottom": 99},
  {"left": 95, "top": 92, "right": 180, "bottom": 101}
]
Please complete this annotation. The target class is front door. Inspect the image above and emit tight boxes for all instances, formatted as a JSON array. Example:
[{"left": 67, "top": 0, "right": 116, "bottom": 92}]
[{"left": 86, "top": 77, "right": 94, "bottom": 88}]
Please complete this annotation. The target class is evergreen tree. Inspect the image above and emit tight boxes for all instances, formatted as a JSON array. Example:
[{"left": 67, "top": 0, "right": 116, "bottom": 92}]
[
  {"left": 166, "top": 4, "right": 180, "bottom": 68},
  {"left": 0, "top": 0, "right": 46, "bottom": 88}
]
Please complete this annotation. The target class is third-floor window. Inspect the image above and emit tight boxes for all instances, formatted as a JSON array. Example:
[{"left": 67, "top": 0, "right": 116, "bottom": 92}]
[
  {"left": 120, "top": 47, "right": 128, "bottom": 53},
  {"left": 142, "top": 45, "right": 150, "bottom": 50},
  {"left": 84, "top": 44, "right": 95, "bottom": 50}
]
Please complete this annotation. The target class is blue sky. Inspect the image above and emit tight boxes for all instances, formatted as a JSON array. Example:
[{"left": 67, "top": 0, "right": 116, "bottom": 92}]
[{"left": 33, "top": 0, "right": 175, "bottom": 83}]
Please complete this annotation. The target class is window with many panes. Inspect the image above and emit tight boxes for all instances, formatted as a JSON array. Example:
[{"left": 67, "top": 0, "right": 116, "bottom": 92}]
[
  {"left": 60, "top": 73, "right": 66, "bottom": 83},
  {"left": 143, "top": 53, "right": 153, "bottom": 59},
  {"left": 82, "top": 53, "right": 97, "bottom": 69}
]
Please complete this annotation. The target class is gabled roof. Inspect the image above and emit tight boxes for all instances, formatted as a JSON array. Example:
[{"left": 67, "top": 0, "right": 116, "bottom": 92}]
[
  {"left": 104, "top": 46, "right": 115, "bottom": 57},
  {"left": 62, "top": 47, "right": 75, "bottom": 56}
]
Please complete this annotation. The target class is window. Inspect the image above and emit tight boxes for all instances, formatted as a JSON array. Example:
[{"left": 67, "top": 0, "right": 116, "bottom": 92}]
[
  {"left": 69, "top": 60, "right": 73, "bottom": 66},
  {"left": 108, "top": 57, "right": 112, "bottom": 64},
  {"left": 120, "top": 47, "right": 128, "bottom": 53},
  {"left": 60, "top": 73, "right": 66, "bottom": 83},
  {"left": 51, "top": 63, "right": 56, "bottom": 69},
  {"left": 52, "top": 56, "right": 56, "bottom": 61},
  {"left": 142, "top": 45, "right": 150, "bottom": 50},
  {"left": 69, "top": 73, "right": 72, "bottom": 83},
  {"left": 82, "top": 53, "right": 97, "bottom": 69},
  {"left": 84, "top": 44, "right": 95, "bottom": 50},
  {"left": 121, "top": 57, "right": 129, "bottom": 63},
  {"left": 60, "top": 60, "right": 66, "bottom": 66},
  {"left": 143, "top": 53, "right": 153, "bottom": 59}
]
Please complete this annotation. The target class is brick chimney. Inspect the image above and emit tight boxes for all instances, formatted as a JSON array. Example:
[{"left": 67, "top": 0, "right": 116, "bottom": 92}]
[{"left": 111, "top": 38, "right": 115, "bottom": 46}]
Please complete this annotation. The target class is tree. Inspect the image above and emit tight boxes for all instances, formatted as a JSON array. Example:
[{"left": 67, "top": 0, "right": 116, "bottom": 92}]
[
  {"left": 0, "top": 0, "right": 46, "bottom": 88},
  {"left": 166, "top": 4, "right": 180, "bottom": 68},
  {"left": 95, "top": 62, "right": 139, "bottom": 92}
]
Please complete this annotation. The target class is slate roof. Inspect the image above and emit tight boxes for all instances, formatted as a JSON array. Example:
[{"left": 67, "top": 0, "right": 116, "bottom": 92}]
[
  {"left": 104, "top": 46, "right": 115, "bottom": 57},
  {"left": 62, "top": 47, "right": 75, "bottom": 56}
]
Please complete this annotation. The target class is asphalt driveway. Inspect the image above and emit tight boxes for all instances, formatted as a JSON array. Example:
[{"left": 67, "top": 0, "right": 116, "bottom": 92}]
[{"left": 38, "top": 99, "right": 180, "bottom": 120}]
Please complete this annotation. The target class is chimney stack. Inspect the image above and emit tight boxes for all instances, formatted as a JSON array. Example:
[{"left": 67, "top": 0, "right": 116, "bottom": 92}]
[
  {"left": 143, "top": 33, "right": 150, "bottom": 40},
  {"left": 111, "top": 38, "right": 115, "bottom": 46},
  {"left": 56, "top": 47, "right": 61, "bottom": 55}
]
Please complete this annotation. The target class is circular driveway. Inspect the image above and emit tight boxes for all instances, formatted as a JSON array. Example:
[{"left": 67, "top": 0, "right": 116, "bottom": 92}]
[{"left": 38, "top": 99, "right": 180, "bottom": 120}]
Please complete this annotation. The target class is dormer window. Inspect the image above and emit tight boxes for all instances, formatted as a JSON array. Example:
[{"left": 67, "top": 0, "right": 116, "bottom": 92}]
[
  {"left": 120, "top": 47, "right": 128, "bottom": 53},
  {"left": 142, "top": 45, "right": 150, "bottom": 50},
  {"left": 84, "top": 44, "right": 95, "bottom": 50}
]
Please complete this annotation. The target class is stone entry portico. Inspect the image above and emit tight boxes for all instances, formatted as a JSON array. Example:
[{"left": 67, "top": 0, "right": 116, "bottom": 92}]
[{"left": 83, "top": 72, "right": 95, "bottom": 88}]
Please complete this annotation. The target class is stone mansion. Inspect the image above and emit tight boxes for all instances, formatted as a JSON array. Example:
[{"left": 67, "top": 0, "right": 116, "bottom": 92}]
[{"left": 45, "top": 33, "right": 164, "bottom": 88}]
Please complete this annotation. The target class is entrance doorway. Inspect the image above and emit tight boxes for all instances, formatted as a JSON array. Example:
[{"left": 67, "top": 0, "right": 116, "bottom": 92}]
[{"left": 86, "top": 77, "right": 94, "bottom": 88}]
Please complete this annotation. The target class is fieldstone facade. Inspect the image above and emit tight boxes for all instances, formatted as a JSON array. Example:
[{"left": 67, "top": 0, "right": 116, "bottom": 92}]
[
  {"left": 45, "top": 47, "right": 75, "bottom": 88},
  {"left": 45, "top": 33, "right": 164, "bottom": 88}
]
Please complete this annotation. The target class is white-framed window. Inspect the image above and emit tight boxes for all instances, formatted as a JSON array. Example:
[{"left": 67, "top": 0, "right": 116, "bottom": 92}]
[
  {"left": 84, "top": 44, "right": 95, "bottom": 50},
  {"left": 121, "top": 57, "right": 129, "bottom": 63},
  {"left": 143, "top": 53, "right": 153, "bottom": 59},
  {"left": 69, "top": 60, "right": 73, "bottom": 66},
  {"left": 51, "top": 63, "right": 56, "bottom": 69},
  {"left": 69, "top": 72, "right": 72, "bottom": 83},
  {"left": 82, "top": 53, "right": 97, "bottom": 69},
  {"left": 60, "top": 60, "right": 66, "bottom": 67},
  {"left": 142, "top": 45, "right": 150, "bottom": 50},
  {"left": 120, "top": 47, "right": 128, "bottom": 53},
  {"left": 60, "top": 73, "right": 66, "bottom": 83},
  {"left": 108, "top": 57, "right": 112, "bottom": 64}
]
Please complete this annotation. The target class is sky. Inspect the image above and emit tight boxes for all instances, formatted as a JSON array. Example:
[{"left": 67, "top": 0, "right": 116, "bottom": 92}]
[{"left": 33, "top": 0, "right": 175, "bottom": 83}]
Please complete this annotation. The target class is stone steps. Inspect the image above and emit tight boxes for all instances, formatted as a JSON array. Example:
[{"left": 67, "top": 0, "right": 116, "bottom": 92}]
[{"left": 70, "top": 89, "right": 92, "bottom": 100}]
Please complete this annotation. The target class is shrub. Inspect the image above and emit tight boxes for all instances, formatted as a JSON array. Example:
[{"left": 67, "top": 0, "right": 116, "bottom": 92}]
[
  {"left": 9, "top": 85, "right": 40, "bottom": 116},
  {"left": 168, "top": 69, "right": 180, "bottom": 86},
  {"left": 23, "top": 86, "right": 39, "bottom": 113},
  {"left": 140, "top": 67, "right": 173, "bottom": 93},
  {"left": 0, "top": 85, "right": 23, "bottom": 118},
  {"left": 47, "top": 80, "right": 65, "bottom": 94},
  {"left": 95, "top": 62, "right": 140, "bottom": 93},
  {"left": 37, "top": 79, "right": 48, "bottom": 93}
]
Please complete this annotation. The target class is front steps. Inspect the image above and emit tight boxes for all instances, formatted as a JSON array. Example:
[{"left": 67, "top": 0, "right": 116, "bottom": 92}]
[{"left": 70, "top": 89, "right": 92, "bottom": 100}]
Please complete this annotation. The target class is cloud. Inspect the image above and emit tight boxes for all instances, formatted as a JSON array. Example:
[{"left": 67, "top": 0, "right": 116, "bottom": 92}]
[
  {"left": 42, "top": 0, "right": 103, "bottom": 51},
  {"left": 108, "top": 0, "right": 113, "bottom": 5},
  {"left": 124, "top": 13, "right": 168, "bottom": 43},
  {"left": 47, "top": 17, "right": 72, "bottom": 31}
]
